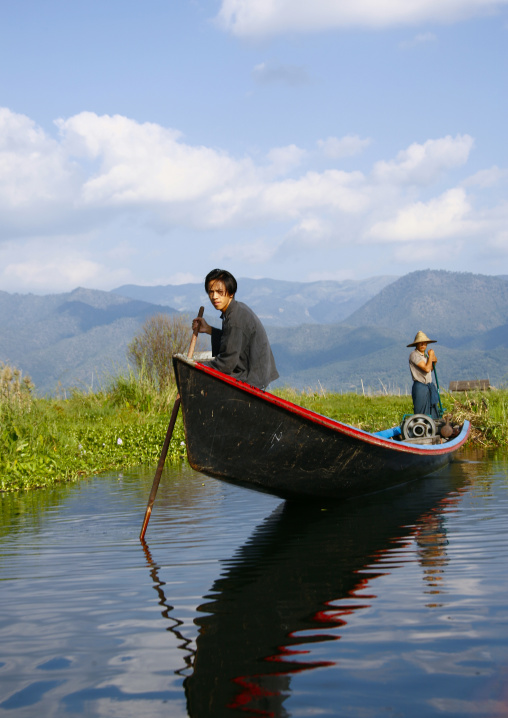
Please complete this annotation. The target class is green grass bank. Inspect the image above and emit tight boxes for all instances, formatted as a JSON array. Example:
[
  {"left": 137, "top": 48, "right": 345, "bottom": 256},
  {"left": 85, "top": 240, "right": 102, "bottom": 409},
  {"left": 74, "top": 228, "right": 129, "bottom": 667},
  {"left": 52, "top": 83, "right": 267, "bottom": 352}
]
[{"left": 1, "top": 365, "right": 507, "bottom": 493}]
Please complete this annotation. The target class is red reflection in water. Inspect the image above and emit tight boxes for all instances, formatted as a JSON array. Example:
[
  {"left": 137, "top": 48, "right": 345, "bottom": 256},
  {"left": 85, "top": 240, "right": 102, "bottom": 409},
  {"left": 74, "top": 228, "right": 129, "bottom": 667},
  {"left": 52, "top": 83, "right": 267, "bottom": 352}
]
[{"left": 223, "top": 489, "right": 468, "bottom": 715}]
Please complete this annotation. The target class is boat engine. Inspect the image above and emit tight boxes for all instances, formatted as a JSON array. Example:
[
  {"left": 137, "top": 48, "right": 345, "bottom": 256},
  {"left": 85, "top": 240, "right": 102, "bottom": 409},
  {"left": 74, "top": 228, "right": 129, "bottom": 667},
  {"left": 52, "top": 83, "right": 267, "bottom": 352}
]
[{"left": 401, "top": 413, "right": 437, "bottom": 440}]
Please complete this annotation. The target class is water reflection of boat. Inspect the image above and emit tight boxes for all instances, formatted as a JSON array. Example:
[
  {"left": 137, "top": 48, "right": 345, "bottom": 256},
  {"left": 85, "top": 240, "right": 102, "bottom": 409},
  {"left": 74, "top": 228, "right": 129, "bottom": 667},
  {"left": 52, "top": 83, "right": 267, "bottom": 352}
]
[
  {"left": 173, "top": 355, "right": 470, "bottom": 501},
  {"left": 176, "top": 471, "right": 466, "bottom": 717}
]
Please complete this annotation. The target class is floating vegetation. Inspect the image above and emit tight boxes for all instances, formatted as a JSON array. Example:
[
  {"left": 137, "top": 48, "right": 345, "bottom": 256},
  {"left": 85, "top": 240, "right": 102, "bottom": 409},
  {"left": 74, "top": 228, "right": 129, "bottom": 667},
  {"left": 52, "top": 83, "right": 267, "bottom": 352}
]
[
  {"left": 1, "top": 365, "right": 506, "bottom": 493},
  {"left": 274, "top": 386, "right": 508, "bottom": 447},
  {"left": 0, "top": 365, "right": 185, "bottom": 493}
]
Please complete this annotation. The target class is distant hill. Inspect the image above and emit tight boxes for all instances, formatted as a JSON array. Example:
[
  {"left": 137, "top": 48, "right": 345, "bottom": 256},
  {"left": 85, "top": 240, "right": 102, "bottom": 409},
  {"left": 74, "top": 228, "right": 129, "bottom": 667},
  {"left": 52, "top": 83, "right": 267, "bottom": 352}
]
[
  {"left": 345, "top": 270, "right": 508, "bottom": 341},
  {"left": 268, "top": 271, "right": 508, "bottom": 392},
  {"left": 1, "top": 271, "right": 507, "bottom": 396},
  {"left": 112, "top": 276, "right": 397, "bottom": 327},
  {"left": 0, "top": 288, "right": 183, "bottom": 394}
]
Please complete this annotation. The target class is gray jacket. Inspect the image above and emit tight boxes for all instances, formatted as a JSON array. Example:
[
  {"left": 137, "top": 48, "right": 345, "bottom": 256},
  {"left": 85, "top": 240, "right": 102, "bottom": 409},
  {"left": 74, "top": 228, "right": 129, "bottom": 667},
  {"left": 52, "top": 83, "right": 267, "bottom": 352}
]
[{"left": 208, "top": 299, "right": 279, "bottom": 390}]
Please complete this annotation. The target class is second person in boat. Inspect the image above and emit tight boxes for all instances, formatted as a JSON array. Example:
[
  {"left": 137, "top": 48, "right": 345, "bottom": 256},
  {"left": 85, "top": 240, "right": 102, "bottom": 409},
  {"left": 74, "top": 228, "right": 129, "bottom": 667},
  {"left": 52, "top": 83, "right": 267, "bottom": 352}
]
[{"left": 407, "top": 330, "right": 440, "bottom": 419}]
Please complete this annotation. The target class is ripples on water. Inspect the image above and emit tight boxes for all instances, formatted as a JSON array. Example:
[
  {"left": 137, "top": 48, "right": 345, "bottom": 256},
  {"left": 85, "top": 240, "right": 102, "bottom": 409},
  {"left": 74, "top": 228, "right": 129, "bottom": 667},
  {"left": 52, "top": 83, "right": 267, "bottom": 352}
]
[{"left": 0, "top": 450, "right": 507, "bottom": 717}]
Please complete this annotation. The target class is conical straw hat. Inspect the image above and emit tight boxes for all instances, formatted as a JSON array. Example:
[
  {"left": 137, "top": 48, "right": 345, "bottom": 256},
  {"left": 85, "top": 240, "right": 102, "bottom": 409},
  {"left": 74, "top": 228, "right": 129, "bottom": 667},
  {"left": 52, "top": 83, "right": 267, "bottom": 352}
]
[{"left": 407, "top": 331, "right": 437, "bottom": 348}]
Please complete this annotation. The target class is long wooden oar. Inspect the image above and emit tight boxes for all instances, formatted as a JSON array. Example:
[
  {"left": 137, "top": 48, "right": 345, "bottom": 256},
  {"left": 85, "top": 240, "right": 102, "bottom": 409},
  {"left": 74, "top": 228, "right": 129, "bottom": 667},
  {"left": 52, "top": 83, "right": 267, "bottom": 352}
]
[
  {"left": 433, "top": 364, "right": 444, "bottom": 417},
  {"left": 139, "top": 306, "right": 204, "bottom": 540}
]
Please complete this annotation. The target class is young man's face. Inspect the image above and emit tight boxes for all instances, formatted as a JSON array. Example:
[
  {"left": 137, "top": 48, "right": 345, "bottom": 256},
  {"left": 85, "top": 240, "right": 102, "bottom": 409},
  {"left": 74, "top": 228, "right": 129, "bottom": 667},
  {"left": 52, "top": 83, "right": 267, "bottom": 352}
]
[
  {"left": 207, "top": 279, "right": 234, "bottom": 313},
  {"left": 416, "top": 342, "right": 428, "bottom": 353}
]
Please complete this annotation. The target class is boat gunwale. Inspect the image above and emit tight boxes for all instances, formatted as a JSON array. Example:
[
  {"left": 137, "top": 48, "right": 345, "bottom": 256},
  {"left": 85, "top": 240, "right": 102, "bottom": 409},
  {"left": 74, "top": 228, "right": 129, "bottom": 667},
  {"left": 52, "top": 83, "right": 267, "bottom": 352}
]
[{"left": 174, "top": 355, "right": 471, "bottom": 457}]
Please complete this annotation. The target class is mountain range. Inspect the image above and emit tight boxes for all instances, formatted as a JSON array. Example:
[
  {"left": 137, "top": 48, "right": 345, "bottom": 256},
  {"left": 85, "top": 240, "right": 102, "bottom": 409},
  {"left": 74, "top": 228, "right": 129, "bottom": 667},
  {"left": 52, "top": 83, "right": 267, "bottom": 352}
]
[
  {"left": 0, "top": 288, "right": 178, "bottom": 394},
  {"left": 112, "top": 275, "right": 397, "bottom": 326},
  {"left": 267, "top": 270, "right": 508, "bottom": 393},
  {"left": 1, "top": 270, "right": 507, "bottom": 396}
]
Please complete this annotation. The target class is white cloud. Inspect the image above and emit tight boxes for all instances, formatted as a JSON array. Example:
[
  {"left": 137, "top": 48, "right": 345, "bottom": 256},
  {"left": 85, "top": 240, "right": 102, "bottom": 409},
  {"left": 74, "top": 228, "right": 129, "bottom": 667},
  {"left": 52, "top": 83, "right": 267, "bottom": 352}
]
[
  {"left": 318, "top": 135, "right": 372, "bottom": 159},
  {"left": 368, "top": 187, "right": 474, "bottom": 241},
  {"left": 463, "top": 165, "right": 508, "bottom": 188},
  {"left": 393, "top": 239, "right": 464, "bottom": 263},
  {"left": 105, "top": 241, "right": 138, "bottom": 262},
  {"left": 0, "top": 106, "right": 505, "bottom": 292},
  {"left": 0, "top": 108, "right": 82, "bottom": 239},
  {"left": 0, "top": 108, "right": 77, "bottom": 205},
  {"left": 478, "top": 229, "right": 508, "bottom": 260},
  {"left": 57, "top": 112, "right": 247, "bottom": 207},
  {"left": 399, "top": 32, "right": 438, "bottom": 49},
  {"left": 8, "top": 258, "right": 101, "bottom": 287},
  {"left": 164, "top": 272, "right": 204, "bottom": 285},
  {"left": 0, "top": 110, "right": 480, "bottom": 246},
  {"left": 217, "top": 237, "right": 278, "bottom": 264},
  {"left": 217, "top": 0, "right": 508, "bottom": 37},
  {"left": 273, "top": 217, "right": 336, "bottom": 260},
  {"left": 253, "top": 61, "right": 310, "bottom": 85},
  {"left": 257, "top": 169, "right": 369, "bottom": 217},
  {"left": 372, "top": 135, "right": 474, "bottom": 186},
  {"left": 266, "top": 144, "right": 307, "bottom": 175},
  {"left": 284, "top": 217, "right": 334, "bottom": 246},
  {"left": 204, "top": 168, "right": 368, "bottom": 228},
  {"left": 491, "top": 234, "right": 508, "bottom": 255},
  {"left": 261, "top": 170, "right": 368, "bottom": 218},
  {"left": 0, "top": 245, "right": 129, "bottom": 293}
]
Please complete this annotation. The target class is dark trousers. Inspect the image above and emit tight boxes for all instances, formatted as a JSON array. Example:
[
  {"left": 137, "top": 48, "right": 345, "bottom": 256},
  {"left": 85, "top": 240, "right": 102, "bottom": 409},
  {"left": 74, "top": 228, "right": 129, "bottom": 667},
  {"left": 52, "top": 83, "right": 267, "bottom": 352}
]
[{"left": 412, "top": 381, "right": 440, "bottom": 419}]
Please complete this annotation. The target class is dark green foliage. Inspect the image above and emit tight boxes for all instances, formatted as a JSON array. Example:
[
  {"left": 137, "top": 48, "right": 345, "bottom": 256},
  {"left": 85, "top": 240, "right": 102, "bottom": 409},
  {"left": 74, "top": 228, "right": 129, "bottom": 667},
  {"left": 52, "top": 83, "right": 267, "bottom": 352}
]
[{"left": 0, "top": 371, "right": 186, "bottom": 493}]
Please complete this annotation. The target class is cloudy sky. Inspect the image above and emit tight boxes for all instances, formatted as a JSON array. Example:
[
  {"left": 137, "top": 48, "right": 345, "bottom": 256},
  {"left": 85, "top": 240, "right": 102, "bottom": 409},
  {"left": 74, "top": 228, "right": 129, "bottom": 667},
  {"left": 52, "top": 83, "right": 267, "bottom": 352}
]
[{"left": 1, "top": 0, "right": 507, "bottom": 294}]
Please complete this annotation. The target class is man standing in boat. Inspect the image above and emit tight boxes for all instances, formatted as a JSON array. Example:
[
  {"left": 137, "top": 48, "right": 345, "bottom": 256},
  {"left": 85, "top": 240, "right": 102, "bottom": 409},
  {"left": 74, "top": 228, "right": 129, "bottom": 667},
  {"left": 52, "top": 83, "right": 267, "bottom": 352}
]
[
  {"left": 192, "top": 269, "right": 279, "bottom": 390},
  {"left": 407, "top": 331, "right": 440, "bottom": 419}
]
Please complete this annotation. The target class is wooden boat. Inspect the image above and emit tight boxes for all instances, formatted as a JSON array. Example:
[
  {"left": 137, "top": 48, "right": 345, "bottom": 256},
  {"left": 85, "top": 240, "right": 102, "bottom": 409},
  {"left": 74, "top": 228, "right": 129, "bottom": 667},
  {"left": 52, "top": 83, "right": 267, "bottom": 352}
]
[{"left": 173, "top": 354, "right": 471, "bottom": 501}]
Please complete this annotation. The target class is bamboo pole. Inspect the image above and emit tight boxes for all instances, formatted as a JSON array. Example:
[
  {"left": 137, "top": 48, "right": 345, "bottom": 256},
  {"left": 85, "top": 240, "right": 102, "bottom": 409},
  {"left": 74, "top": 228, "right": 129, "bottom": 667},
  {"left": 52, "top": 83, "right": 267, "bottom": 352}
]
[{"left": 139, "top": 306, "right": 204, "bottom": 540}]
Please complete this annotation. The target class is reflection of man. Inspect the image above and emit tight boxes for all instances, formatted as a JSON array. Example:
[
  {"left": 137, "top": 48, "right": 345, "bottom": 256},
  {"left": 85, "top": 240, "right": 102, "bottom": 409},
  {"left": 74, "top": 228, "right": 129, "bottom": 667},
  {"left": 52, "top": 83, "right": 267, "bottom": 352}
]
[
  {"left": 407, "top": 331, "right": 440, "bottom": 419},
  {"left": 415, "top": 510, "right": 449, "bottom": 600},
  {"left": 192, "top": 268, "right": 279, "bottom": 390}
]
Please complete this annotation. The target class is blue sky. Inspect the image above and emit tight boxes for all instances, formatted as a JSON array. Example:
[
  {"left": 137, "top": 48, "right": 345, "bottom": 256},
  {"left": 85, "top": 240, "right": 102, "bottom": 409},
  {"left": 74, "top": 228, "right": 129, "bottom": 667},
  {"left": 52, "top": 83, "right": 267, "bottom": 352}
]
[{"left": 1, "top": 0, "right": 507, "bottom": 294}]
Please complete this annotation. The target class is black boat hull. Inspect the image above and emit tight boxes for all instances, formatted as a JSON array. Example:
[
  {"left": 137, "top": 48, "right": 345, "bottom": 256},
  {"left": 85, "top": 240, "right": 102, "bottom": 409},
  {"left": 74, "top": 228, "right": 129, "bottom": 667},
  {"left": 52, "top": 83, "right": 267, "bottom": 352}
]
[{"left": 174, "top": 356, "right": 470, "bottom": 501}]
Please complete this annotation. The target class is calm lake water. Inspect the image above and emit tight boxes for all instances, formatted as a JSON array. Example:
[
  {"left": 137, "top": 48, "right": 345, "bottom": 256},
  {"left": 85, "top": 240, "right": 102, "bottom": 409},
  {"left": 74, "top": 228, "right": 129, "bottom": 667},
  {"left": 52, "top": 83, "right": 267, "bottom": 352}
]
[{"left": 1, "top": 449, "right": 507, "bottom": 717}]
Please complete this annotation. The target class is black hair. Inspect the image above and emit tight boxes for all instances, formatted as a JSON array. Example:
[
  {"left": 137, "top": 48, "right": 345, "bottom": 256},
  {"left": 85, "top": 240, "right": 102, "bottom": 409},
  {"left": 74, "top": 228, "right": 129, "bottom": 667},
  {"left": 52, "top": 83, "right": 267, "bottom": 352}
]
[{"left": 204, "top": 269, "right": 237, "bottom": 296}]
